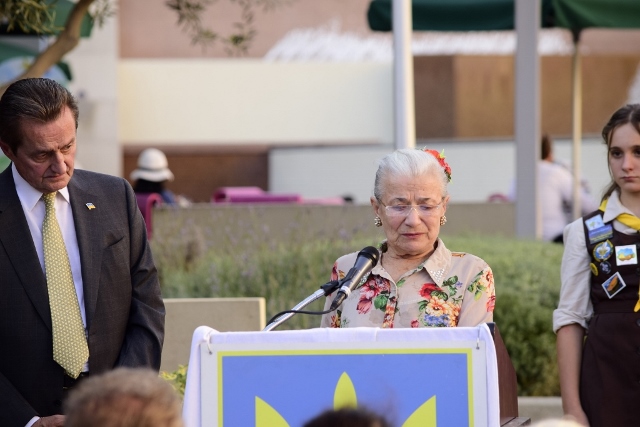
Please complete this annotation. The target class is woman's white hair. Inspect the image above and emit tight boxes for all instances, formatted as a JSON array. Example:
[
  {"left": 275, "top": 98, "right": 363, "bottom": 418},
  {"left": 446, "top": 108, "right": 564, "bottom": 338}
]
[{"left": 373, "top": 148, "right": 449, "bottom": 201}]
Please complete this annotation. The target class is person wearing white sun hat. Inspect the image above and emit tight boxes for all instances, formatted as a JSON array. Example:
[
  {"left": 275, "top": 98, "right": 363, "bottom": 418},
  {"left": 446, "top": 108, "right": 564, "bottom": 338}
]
[{"left": 130, "top": 148, "right": 176, "bottom": 204}]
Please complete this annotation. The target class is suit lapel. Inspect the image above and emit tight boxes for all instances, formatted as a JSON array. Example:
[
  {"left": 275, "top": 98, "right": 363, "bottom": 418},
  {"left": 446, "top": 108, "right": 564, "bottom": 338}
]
[
  {"left": 68, "top": 172, "right": 103, "bottom": 331},
  {"left": 0, "top": 166, "right": 52, "bottom": 330}
]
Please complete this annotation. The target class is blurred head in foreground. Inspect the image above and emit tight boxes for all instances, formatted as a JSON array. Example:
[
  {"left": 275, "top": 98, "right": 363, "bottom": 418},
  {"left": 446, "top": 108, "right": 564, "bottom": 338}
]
[{"left": 65, "top": 367, "right": 183, "bottom": 427}]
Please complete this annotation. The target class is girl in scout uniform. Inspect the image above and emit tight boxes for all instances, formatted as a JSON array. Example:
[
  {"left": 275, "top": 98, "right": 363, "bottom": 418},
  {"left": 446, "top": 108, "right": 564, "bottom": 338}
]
[{"left": 555, "top": 104, "right": 640, "bottom": 427}]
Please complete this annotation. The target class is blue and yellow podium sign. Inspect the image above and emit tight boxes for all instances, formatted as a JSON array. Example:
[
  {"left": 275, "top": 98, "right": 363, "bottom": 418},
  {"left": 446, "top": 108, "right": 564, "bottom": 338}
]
[{"left": 196, "top": 328, "right": 496, "bottom": 427}]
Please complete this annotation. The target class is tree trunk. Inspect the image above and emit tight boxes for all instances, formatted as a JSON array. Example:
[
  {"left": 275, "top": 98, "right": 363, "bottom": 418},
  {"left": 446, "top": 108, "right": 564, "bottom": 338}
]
[{"left": 0, "top": 0, "right": 95, "bottom": 96}]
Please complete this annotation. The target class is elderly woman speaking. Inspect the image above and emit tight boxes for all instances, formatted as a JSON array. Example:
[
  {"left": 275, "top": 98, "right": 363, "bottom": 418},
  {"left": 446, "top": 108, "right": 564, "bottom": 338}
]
[{"left": 321, "top": 148, "right": 495, "bottom": 328}]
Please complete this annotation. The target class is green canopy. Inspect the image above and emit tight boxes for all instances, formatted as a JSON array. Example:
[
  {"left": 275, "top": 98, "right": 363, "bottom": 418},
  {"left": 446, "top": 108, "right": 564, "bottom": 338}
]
[
  {"left": 553, "top": 0, "right": 640, "bottom": 30},
  {"left": 0, "top": 0, "right": 93, "bottom": 37},
  {"left": 368, "top": 0, "right": 640, "bottom": 33}
]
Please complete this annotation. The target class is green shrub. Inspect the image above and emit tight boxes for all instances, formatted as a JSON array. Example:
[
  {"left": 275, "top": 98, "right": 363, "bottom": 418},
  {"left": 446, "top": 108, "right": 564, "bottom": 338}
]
[
  {"left": 158, "top": 238, "right": 380, "bottom": 329},
  {"left": 445, "top": 235, "right": 563, "bottom": 396},
  {"left": 154, "top": 234, "right": 562, "bottom": 396}
]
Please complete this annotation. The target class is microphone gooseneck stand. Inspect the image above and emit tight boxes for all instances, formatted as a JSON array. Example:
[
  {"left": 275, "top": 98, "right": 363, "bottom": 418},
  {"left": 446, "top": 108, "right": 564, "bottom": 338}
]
[
  {"left": 262, "top": 281, "right": 339, "bottom": 331},
  {"left": 262, "top": 246, "right": 380, "bottom": 331}
]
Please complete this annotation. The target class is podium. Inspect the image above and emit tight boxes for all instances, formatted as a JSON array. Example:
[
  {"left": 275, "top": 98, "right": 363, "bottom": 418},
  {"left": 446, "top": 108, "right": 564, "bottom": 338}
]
[{"left": 183, "top": 325, "right": 528, "bottom": 427}]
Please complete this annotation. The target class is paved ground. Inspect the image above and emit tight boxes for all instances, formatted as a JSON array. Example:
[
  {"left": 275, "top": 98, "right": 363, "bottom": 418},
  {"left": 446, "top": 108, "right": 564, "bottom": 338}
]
[{"left": 518, "top": 397, "right": 564, "bottom": 424}]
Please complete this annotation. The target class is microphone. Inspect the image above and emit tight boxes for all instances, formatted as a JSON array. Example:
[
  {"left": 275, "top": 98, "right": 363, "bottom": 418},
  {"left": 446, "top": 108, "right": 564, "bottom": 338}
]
[{"left": 329, "top": 246, "right": 380, "bottom": 311}]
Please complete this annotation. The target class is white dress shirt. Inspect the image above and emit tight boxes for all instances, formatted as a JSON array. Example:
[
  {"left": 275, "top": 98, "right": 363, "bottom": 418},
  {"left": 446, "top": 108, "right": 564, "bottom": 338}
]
[
  {"left": 11, "top": 164, "right": 87, "bottom": 329},
  {"left": 13, "top": 164, "right": 89, "bottom": 427}
]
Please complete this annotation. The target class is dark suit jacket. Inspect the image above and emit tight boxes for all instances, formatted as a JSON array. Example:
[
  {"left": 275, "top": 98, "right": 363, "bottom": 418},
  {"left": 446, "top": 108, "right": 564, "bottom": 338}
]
[{"left": 0, "top": 166, "right": 165, "bottom": 427}]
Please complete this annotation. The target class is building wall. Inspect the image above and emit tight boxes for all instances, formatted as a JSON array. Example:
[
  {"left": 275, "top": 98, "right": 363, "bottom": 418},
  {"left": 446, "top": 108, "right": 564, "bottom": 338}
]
[
  {"left": 118, "top": 60, "right": 395, "bottom": 200},
  {"left": 66, "top": 13, "right": 120, "bottom": 176},
  {"left": 269, "top": 138, "right": 609, "bottom": 205},
  {"left": 118, "top": 60, "right": 393, "bottom": 145},
  {"left": 119, "top": 55, "right": 640, "bottom": 148},
  {"left": 117, "top": 57, "right": 623, "bottom": 203},
  {"left": 114, "top": 1, "right": 640, "bottom": 205},
  {"left": 123, "top": 145, "right": 269, "bottom": 202},
  {"left": 118, "top": 0, "right": 640, "bottom": 59},
  {"left": 414, "top": 54, "right": 640, "bottom": 139},
  {"left": 119, "top": 0, "right": 381, "bottom": 59}
]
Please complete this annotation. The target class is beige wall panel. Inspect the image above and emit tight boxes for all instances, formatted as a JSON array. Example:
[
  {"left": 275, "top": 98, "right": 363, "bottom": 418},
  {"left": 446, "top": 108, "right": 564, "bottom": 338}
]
[
  {"left": 540, "top": 55, "right": 639, "bottom": 137},
  {"left": 118, "top": 60, "right": 393, "bottom": 145},
  {"left": 65, "top": 12, "right": 120, "bottom": 176},
  {"left": 414, "top": 56, "right": 455, "bottom": 139},
  {"left": 412, "top": 55, "right": 640, "bottom": 139},
  {"left": 580, "top": 29, "right": 640, "bottom": 56},
  {"left": 581, "top": 55, "right": 639, "bottom": 134},
  {"left": 161, "top": 298, "right": 266, "bottom": 372},
  {"left": 540, "top": 56, "right": 573, "bottom": 136},
  {"left": 454, "top": 56, "right": 514, "bottom": 138}
]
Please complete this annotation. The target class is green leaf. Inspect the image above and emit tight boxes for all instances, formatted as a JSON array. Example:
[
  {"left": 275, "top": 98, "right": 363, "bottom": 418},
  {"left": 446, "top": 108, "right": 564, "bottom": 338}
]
[
  {"left": 431, "top": 290, "right": 448, "bottom": 301},
  {"left": 373, "top": 294, "right": 388, "bottom": 310},
  {"left": 443, "top": 275, "right": 458, "bottom": 287}
]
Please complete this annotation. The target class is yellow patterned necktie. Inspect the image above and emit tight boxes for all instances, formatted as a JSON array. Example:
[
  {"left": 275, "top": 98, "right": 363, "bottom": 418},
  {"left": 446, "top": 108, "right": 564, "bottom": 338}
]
[
  {"left": 42, "top": 192, "right": 89, "bottom": 378},
  {"left": 599, "top": 199, "right": 640, "bottom": 312}
]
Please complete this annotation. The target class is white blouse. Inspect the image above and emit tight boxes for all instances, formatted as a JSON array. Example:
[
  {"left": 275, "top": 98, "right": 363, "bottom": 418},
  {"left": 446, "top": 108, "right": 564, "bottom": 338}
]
[
  {"left": 553, "top": 190, "right": 638, "bottom": 332},
  {"left": 321, "top": 239, "right": 495, "bottom": 329}
]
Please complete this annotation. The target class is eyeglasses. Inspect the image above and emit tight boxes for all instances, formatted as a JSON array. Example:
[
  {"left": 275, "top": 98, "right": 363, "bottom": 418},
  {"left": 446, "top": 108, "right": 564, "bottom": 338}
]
[{"left": 382, "top": 202, "right": 443, "bottom": 218}]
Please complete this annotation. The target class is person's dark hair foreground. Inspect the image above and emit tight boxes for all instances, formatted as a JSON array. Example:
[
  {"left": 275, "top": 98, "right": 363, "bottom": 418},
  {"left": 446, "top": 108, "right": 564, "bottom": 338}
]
[{"left": 303, "top": 407, "right": 391, "bottom": 427}]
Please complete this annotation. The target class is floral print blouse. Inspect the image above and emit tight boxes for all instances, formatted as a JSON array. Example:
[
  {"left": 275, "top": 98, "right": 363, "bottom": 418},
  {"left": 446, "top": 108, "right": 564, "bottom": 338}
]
[{"left": 320, "top": 239, "right": 495, "bottom": 328}]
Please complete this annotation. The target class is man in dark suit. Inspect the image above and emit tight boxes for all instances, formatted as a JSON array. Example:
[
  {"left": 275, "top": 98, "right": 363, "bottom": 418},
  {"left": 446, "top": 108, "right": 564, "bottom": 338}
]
[{"left": 0, "top": 78, "right": 165, "bottom": 427}]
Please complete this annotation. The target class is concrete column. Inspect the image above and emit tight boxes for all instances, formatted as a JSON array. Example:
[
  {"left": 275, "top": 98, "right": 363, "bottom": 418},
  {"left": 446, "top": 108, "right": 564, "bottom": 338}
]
[
  {"left": 515, "top": 0, "right": 541, "bottom": 239},
  {"left": 392, "top": 0, "right": 416, "bottom": 149}
]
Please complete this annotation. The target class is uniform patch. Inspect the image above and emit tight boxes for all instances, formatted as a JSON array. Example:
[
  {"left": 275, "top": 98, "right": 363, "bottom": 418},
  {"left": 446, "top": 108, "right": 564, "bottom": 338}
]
[
  {"left": 588, "top": 224, "right": 613, "bottom": 245},
  {"left": 615, "top": 245, "right": 638, "bottom": 266},
  {"left": 590, "top": 263, "right": 598, "bottom": 276},
  {"left": 593, "top": 240, "right": 613, "bottom": 262},
  {"left": 602, "top": 272, "right": 626, "bottom": 299},
  {"left": 585, "top": 215, "right": 605, "bottom": 231},
  {"left": 600, "top": 261, "right": 612, "bottom": 275}
]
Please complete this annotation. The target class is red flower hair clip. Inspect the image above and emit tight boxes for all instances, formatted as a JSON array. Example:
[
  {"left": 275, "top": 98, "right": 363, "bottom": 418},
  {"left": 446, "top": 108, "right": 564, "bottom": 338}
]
[{"left": 423, "top": 148, "right": 452, "bottom": 182}]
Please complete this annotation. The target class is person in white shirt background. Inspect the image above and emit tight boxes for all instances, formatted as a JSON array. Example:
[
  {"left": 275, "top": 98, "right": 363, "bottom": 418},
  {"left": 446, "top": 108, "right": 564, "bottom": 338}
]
[{"left": 509, "top": 134, "right": 598, "bottom": 243}]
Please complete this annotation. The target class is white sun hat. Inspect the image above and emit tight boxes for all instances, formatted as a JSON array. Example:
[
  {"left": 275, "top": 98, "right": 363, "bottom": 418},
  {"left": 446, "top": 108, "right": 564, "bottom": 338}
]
[{"left": 130, "top": 148, "right": 175, "bottom": 182}]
